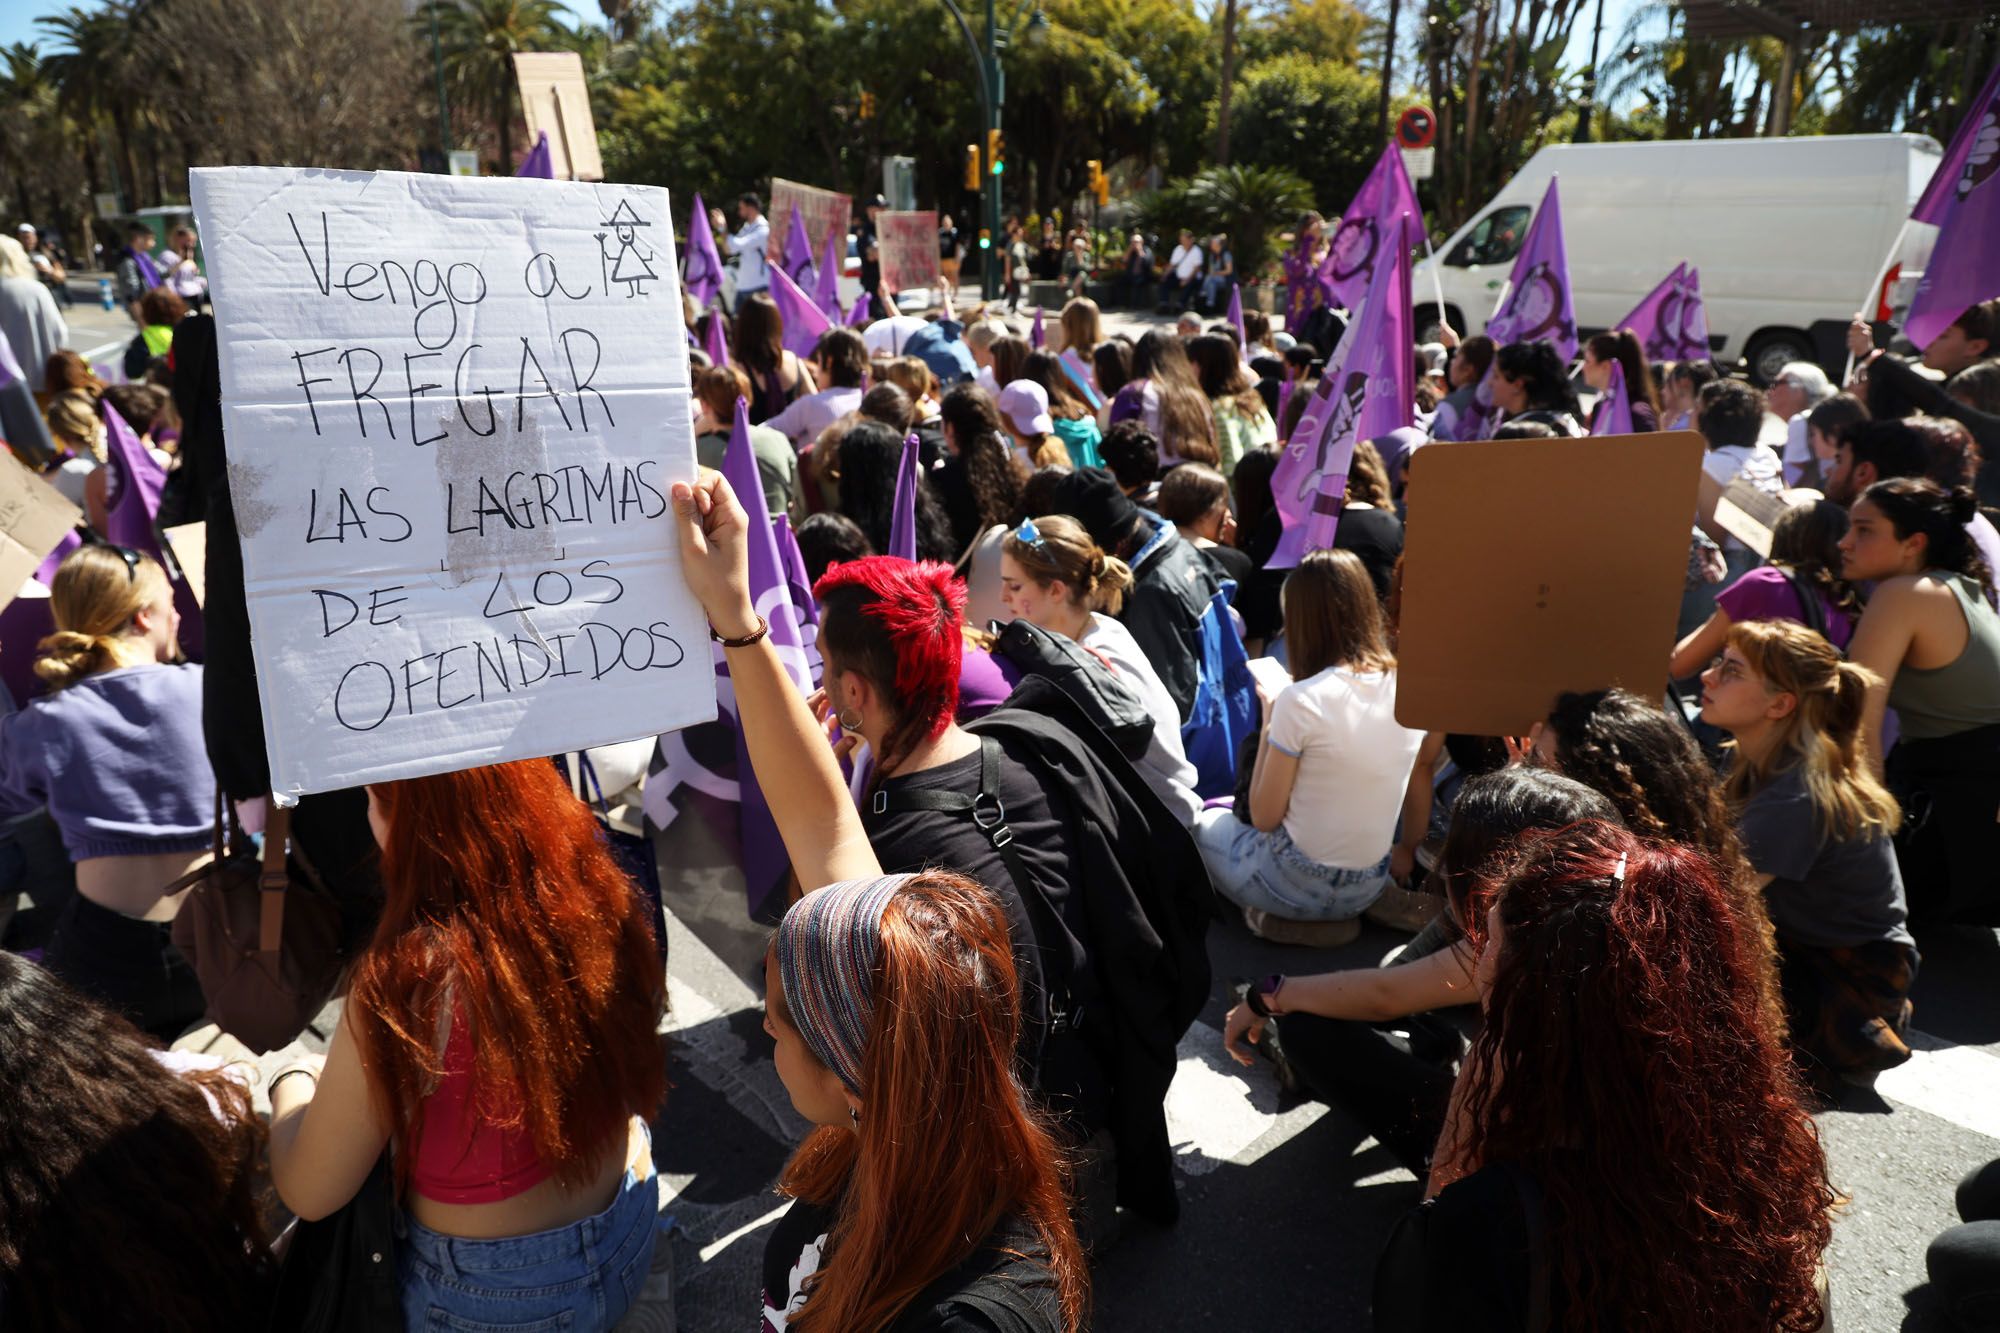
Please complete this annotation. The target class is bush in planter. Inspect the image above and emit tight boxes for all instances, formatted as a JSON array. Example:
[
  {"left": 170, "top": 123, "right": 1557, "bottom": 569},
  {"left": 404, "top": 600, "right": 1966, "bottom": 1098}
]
[{"left": 1130, "top": 165, "right": 1315, "bottom": 280}]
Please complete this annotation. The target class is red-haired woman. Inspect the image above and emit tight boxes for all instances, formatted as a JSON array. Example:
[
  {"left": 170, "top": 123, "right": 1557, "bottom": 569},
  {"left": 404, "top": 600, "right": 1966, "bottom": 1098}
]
[
  {"left": 265, "top": 761, "right": 667, "bottom": 1329},
  {"left": 670, "top": 468, "right": 1087, "bottom": 1332},
  {"left": 1378, "top": 822, "right": 1834, "bottom": 1330}
]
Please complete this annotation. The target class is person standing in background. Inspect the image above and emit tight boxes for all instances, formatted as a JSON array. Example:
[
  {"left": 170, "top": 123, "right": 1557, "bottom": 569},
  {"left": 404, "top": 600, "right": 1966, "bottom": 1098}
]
[
  {"left": 938, "top": 212, "right": 962, "bottom": 298},
  {"left": 715, "top": 193, "right": 770, "bottom": 313}
]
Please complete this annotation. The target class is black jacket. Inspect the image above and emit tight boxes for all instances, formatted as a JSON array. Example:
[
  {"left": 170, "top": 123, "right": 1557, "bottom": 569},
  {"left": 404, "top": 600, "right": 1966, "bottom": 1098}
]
[
  {"left": 1117, "top": 516, "right": 1221, "bottom": 724},
  {"left": 1865, "top": 353, "right": 2000, "bottom": 508},
  {"left": 966, "top": 677, "right": 1214, "bottom": 1224}
]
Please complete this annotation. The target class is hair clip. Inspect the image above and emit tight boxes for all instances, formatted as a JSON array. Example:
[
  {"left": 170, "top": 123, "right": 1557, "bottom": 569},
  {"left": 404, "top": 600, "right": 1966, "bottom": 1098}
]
[
  {"left": 1013, "top": 516, "right": 1046, "bottom": 550},
  {"left": 1610, "top": 851, "right": 1629, "bottom": 886}
]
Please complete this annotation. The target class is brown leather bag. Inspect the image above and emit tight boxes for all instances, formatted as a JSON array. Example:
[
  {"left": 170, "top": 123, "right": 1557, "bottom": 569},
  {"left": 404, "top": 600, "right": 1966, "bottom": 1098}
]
[{"left": 169, "top": 795, "right": 345, "bottom": 1053}]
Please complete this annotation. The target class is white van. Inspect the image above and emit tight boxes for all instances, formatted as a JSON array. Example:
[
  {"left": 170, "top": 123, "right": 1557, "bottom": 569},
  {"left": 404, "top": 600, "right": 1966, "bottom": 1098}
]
[{"left": 1410, "top": 134, "right": 1942, "bottom": 384}]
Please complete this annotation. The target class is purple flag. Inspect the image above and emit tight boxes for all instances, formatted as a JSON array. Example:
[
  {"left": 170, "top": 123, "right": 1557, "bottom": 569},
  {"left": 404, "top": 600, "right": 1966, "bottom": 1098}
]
[
  {"left": 1615, "top": 263, "right": 1699, "bottom": 363},
  {"left": 847, "top": 293, "right": 871, "bottom": 327},
  {"left": 1227, "top": 283, "right": 1247, "bottom": 348},
  {"left": 516, "top": 131, "right": 555, "bottom": 179},
  {"left": 34, "top": 530, "right": 82, "bottom": 586},
  {"left": 1593, "top": 359, "right": 1635, "bottom": 436},
  {"left": 683, "top": 191, "right": 724, "bottom": 309},
  {"left": 813, "top": 224, "right": 844, "bottom": 323},
  {"left": 1320, "top": 142, "right": 1422, "bottom": 310},
  {"left": 1485, "top": 176, "right": 1576, "bottom": 361},
  {"left": 889, "top": 431, "right": 920, "bottom": 560},
  {"left": 721, "top": 395, "right": 817, "bottom": 913},
  {"left": 1679, "top": 267, "right": 1711, "bottom": 361},
  {"left": 772, "top": 514, "right": 822, "bottom": 649},
  {"left": 1905, "top": 63, "right": 2000, "bottom": 348},
  {"left": 701, "top": 309, "right": 729, "bottom": 368},
  {"left": 1030, "top": 307, "right": 1045, "bottom": 349},
  {"left": 1276, "top": 376, "right": 1296, "bottom": 444},
  {"left": 100, "top": 401, "right": 166, "bottom": 555},
  {"left": 1283, "top": 231, "right": 1322, "bottom": 329},
  {"left": 781, "top": 203, "right": 816, "bottom": 287},
  {"left": 1271, "top": 212, "right": 1414, "bottom": 567},
  {"left": 768, "top": 262, "right": 832, "bottom": 360}
]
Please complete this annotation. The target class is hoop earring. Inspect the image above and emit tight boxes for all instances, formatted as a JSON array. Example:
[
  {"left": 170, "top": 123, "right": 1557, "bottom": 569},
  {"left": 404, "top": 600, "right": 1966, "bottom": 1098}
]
[
  {"left": 848, "top": 1105, "right": 861, "bottom": 1129},
  {"left": 837, "top": 708, "right": 864, "bottom": 731}
]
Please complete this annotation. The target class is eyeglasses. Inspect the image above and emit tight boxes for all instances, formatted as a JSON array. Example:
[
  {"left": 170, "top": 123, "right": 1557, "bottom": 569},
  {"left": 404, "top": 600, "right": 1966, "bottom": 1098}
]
[
  {"left": 1013, "top": 517, "right": 1046, "bottom": 551},
  {"left": 1706, "top": 655, "right": 1752, "bottom": 685}
]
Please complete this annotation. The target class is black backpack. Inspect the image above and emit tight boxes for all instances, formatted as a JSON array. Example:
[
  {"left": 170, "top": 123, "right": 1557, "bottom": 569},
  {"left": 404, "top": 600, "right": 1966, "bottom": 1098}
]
[{"left": 990, "top": 618, "right": 1156, "bottom": 761}]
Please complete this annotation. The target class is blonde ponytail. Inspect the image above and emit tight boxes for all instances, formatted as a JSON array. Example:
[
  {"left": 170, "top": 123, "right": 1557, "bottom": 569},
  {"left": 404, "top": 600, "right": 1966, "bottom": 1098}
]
[
  {"left": 1091, "top": 554, "right": 1134, "bottom": 616},
  {"left": 32, "top": 630, "right": 122, "bottom": 690},
  {"left": 34, "top": 545, "right": 169, "bottom": 690}
]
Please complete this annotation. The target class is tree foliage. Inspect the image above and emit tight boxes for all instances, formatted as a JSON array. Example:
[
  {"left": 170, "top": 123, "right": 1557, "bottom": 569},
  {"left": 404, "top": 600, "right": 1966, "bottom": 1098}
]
[
  {"left": 1217, "top": 54, "right": 1377, "bottom": 224},
  {"left": 1131, "top": 163, "right": 1314, "bottom": 277}
]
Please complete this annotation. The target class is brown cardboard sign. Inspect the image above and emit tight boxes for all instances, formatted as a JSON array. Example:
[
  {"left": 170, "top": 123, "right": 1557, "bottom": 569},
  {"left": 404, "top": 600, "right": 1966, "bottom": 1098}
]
[
  {"left": 878, "top": 210, "right": 941, "bottom": 292},
  {"left": 766, "top": 178, "right": 853, "bottom": 273},
  {"left": 1695, "top": 469, "right": 1788, "bottom": 557},
  {"left": 0, "top": 451, "right": 81, "bottom": 615},
  {"left": 512, "top": 52, "right": 602, "bottom": 180},
  {"left": 1396, "top": 431, "right": 1705, "bottom": 737},
  {"left": 162, "top": 521, "right": 207, "bottom": 608}
]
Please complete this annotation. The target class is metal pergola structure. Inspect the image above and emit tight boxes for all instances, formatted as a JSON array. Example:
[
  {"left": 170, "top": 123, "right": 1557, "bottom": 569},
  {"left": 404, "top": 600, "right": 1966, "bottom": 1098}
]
[{"left": 1673, "top": 0, "right": 1998, "bottom": 133}]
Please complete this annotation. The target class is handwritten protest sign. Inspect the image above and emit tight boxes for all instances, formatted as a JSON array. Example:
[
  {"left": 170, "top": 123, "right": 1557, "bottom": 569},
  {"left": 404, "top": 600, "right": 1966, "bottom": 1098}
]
[
  {"left": 766, "top": 178, "right": 851, "bottom": 275},
  {"left": 191, "top": 167, "right": 715, "bottom": 799},
  {"left": 877, "top": 211, "right": 941, "bottom": 292},
  {"left": 1396, "top": 431, "right": 1704, "bottom": 736},
  {"left": 0, "top": 450, "right": 81, "bottom": 614},
  {"left": 1696, "top": 470, "right": 1789, "bottom": 558}
]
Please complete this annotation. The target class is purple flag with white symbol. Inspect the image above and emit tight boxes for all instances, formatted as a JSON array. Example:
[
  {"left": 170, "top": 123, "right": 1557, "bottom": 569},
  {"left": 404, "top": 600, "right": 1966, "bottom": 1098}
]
[
  {"left": 1679, "top": 268, "right": 1711, "bottom": 360},
  {"left": 1276, "top": 376, "right": 1296, "bottom": 444},
  {"left": 768, "top": 262, "right": 832, "bottom": 360},
  {"left": 1320, "top": 142, "right": 1422, "bottom": 311},
  {"left": 813, "top": 224, "right": 844, "bottom": 323},
  {"left": 1030, "top": 307, "right": 1045, "bottom": 350},
  {"left": 701, "top": 309, "right": 729, "bottom": 368},
  {"left": 1227, "top": 283, "right": 1247, "bottom": 348},
  {"left": 1616, "top": 263, "right": 1692, "bottom": 362},
  {"left": 848, "top": 293, "right": 871, "bottom": 326},
  {"left": 683, "top": 191, "right": 724, "bottom": 309},
  {"left": 772, "top": 514, "right": 822, "bottom": 651},
  {"left": 516, "top": 131, "right": 555, "bottom": 179},
  {"left": 889, "top": 431, "right": 921, "bottom": 560},
  {"left": 1485, "top": 177, "right": 1576, "bottom": 361},
  {"left": 722, "top": 395, "right": 817, "bottom": 913},
  {"left": 100, "top": 401, "right": 166, "bottom": 556},
  {"left": 1905, "top": 62, "right": 2000, "bottom": 349},
  {"left": 1593, "top": 359, "right": 1635, "bottom": 436},
  {"left": 1271, "top": 212, "right": 1414, "bottom": 567},
  {"left": 782, "top": 203, "right": 816, "bottom": 288}
]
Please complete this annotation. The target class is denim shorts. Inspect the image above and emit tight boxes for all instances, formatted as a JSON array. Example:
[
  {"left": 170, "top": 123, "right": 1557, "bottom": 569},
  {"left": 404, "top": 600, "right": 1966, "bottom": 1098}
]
[
  {"left": 1192, "top": 807, "right": 1391, "bottom": 921},
  {"left": 396, "top": 1123, "right": 658, "bottom": 1333}
]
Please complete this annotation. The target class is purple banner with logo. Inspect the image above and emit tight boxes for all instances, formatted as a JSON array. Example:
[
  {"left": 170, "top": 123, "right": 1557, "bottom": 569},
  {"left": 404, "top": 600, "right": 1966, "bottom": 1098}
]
[
  {"left": 1593, "top": 359, "right": 1635, "bottom": 436},
  {"left": 1320, "top": 141, "right": 1422, "bottom": 311},
  {"left": 768, "top": 262, "right": 832, "bottom": 360},
  {"left": 1905, "top": 62, "right": 2000, "bottom": 349},
  {"left": 813, "top": 224, "right": 844, "bottom": 323},
  {"left": 889, "top": 431, "right": 921, "bottom": 560},
  {"left": 1485, "top": 176, "right": 1576, "bottom": 360},
  {"left": 1271, "top": 211, "right": 1414, "bottom": 567},
  {"left": 100, "top": 401, "right": 166, "bottom": 555},
  {"left": 1615, "top": 262, "right": 1709, "bottom": 364},
  {"left": 683, "top": 190, "right": 724, "bottom": 309},
  {"left": 781, "top": 202, "right": 816, "bottom": 288},
  {"left": 701, "top": 308, "right": 730, "bottom": 368}
]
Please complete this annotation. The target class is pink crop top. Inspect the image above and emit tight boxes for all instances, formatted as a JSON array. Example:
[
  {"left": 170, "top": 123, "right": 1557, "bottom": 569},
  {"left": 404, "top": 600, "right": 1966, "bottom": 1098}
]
[{"left": 410, "top": 1013, "right": 551, "bottom": 1205}]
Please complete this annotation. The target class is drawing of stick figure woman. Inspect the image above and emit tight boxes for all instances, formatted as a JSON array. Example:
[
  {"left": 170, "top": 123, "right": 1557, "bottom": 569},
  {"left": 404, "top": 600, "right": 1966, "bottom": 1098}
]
[{"left": 596, "top": 199, "right": 658, "bottom": 298}]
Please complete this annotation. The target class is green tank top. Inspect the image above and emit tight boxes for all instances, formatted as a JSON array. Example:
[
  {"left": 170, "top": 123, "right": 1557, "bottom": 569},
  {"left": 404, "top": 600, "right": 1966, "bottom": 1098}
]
[{"left": 1887, "top": 572, "right": 2000, "bottom": 741}]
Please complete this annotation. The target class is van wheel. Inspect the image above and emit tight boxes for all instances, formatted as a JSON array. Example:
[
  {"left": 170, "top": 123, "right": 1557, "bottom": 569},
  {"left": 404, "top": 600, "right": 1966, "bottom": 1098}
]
[
  {"left": 1415, "top": 305, "right": 1462, "bottom": 344},
  {"left": 1743, "top": 329, "right": 1815, "bottom": 387}
]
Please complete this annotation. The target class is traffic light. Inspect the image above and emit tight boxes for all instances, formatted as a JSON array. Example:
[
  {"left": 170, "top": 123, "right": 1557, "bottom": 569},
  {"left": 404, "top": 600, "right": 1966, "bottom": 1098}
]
[
  {"left": 986, "top": 128, "right": 1005, "bottom": 175},
  {"left": 1087, "top": 159, "right": 1109, "bottom": 206},
  {"left": 964, "top": 143, "right": 980, "bottom": 191},
  {"left": 858, "top": 90, "right": 876, "bottom": 120},
  {"left": 978, "top": 227, "right": 992, "bottom": 250}
]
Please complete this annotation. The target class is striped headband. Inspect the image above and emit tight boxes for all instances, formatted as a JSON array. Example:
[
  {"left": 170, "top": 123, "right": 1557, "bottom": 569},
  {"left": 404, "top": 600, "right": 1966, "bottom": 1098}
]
[{"left": 774, "top": 874, "right": 913, "bottom": 1096}]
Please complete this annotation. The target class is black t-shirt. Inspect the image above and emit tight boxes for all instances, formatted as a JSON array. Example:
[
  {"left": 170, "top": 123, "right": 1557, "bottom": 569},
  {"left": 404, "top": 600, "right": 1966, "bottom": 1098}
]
[
  {"left": 866, "top": 740, "right": 1111, "bottom": 1132},
  {"left": 939, "top": 226, "right": 960, "bottom": 259},
  {"left": 858, "top": 221, "right": 880, "bottom": 289},
  {"left": 1196, "top": 540, "right": 1255, "bottom": 591},
  {"left": 763, "top": 1198, "right": 1061, "bottom": 1333},
  {"left": 1332, "top": 504, "right": 1404, "bottom": 600},
  {"left": 1374, "top": 1163, "right": 1552, "bottom": 1332}
]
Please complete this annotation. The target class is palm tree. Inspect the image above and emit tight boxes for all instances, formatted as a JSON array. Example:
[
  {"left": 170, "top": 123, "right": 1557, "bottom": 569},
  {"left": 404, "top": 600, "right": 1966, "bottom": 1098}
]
[
  {"left": 428, "top": 0, "right": 572, "bottom": 172},
  {"left": 37, "top": 4, "right": 143, "bottom": 210}
]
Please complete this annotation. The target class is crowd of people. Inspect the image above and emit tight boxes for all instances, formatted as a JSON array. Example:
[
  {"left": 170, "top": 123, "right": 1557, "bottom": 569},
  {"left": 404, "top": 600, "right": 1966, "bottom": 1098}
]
[{"left": 2, "top": 184, "right": 2000, "bottom": 1333}]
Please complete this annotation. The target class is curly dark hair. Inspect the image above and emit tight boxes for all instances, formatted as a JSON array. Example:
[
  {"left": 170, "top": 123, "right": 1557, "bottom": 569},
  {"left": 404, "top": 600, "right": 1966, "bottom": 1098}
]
[
  {"left": 834, "top": 420, "right": 957, "bottom": 563},
  {"left": 938, "top": 383, "right": 1026, "bottom": 536},
  {"left": 0, "top": 955, "right": 274, "bottom": 1331},
  {"left": 1448, "top": 823, "right": 1834, "bottom": 1331}
]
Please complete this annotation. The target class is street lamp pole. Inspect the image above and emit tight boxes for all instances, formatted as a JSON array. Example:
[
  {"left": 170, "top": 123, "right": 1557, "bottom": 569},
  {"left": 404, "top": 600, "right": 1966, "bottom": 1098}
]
[
  {"left": 429, "top": 1, "right": 452, "bottom": 159},
  {"left": 941, "top": 0, "right": 1040, "bottom": 301}
]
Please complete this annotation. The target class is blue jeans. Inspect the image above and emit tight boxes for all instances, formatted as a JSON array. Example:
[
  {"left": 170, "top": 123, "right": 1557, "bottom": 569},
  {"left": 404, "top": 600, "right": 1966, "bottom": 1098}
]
[
  {"left": 1192, "top": 808, "right": 1390, "bottom": 921},
  {"left": 396, "top": 1125, "right": 658, "bottom": 1333}
]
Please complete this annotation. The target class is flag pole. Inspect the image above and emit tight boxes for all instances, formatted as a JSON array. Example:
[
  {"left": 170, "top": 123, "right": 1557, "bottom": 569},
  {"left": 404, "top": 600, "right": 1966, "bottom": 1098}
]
[{"left": 1846, "top": 217, "right": 1912, "bottom": 384}]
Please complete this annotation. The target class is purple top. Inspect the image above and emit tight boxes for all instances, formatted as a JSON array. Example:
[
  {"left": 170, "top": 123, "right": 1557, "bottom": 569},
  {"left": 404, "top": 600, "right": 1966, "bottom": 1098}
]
[
  {"left": 956, "top": 647, "right": 1021, "bottom": 721},
  {"left": 1716, "top": 566, "right": 1854, "bottom": 651}
]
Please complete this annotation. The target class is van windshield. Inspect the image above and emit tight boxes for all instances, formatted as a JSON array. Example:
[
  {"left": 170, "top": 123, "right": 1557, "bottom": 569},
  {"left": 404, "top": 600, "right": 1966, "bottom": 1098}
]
[{"left": 1447, "top": 205, "right": 1531, "bottom": 267}]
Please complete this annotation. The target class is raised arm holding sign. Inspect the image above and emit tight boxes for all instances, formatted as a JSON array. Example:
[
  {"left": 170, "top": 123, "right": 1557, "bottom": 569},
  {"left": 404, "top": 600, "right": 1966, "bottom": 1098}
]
[{"left": 191, "top": 167, "right": 716, "bottom": 799}]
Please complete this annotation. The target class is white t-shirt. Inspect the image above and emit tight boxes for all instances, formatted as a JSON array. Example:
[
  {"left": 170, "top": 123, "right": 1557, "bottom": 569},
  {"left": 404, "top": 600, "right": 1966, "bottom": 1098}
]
[
  {"left": 1702, "top": 442, "right": 1785, "bottom": 555},
  {"left": 1266, "top": 665, "right": 1424, "bottom": 867},
  {"left": 862, "top": 315, "right": 928, "bottom": 356},
  {"left": 49, "top": 456, "right": 96, "bottom": 507},
  {"left": 1082, "top": 613, "right": 1201, "bottom": 826},
  {"left": 727, "top": 215, "right": 771, "bottom": 292},
  {"left": 1170, "top": 243, "right": 1204, "bottom": 281},
  {"left": 1779, "top": 413, "right": 1813, "bottom": 485}
]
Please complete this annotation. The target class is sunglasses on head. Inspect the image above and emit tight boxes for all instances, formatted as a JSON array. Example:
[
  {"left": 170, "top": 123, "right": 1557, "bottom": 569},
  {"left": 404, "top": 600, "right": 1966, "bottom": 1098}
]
[
  {"left": 1013, "top": 517, "right": 1046, "bottom": 551},
  {"left": 109, "top": 544, "right": 141, "bottom": 582}
]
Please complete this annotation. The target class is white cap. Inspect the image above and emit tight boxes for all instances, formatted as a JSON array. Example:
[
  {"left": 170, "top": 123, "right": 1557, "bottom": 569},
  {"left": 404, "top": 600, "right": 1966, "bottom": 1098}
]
[
  {"left": 15, "top": 224, "right": 34, "bottom": 235},
  {"left": 997, "top": 380, "right": 1054, "bottom": 437}
]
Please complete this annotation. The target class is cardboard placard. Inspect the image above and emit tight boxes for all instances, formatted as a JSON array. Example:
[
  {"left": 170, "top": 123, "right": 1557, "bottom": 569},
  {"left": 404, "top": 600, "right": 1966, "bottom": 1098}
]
[
  {"left": 1695, "top": 469, "right": 1787, "bottom": 557},
  {"left": 191, "top": 166, "right": 714, "bottom": 799},
  {"left": 0, "top": 452, "right": 81, "bottom": 615},
  {"left": 512, "top": 51, "right": 602, "bottom": 181},
  {"left": 1396, "top": 431, "right": 1705, "bottom": 737},
  {"left": 877, "top": 210, "right": 940, "bottom": 291},
  {"left": 766, "top": 178, "right": 852, "bottom": 272},
  {"left": 162, "top": 521, "right": 207, "bottom": 607}
]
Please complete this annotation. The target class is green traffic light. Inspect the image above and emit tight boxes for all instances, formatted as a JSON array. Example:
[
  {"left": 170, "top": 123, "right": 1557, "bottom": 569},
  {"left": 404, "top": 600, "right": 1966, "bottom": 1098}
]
[
  {"left": 991, "top": 162, "right": 1003, "bottom": 174},
  {"left": 979, "top": 237, "right": 991, "bottom": 249}
]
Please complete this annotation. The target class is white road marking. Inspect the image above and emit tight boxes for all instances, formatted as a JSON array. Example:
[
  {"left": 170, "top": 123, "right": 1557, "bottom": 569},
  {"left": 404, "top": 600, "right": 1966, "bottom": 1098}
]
[
  {"left": 698, "top": 1201, "right": 792, "bottom": 1263},
  {"left": 1165, "top": 1021, "right": 1328, "bottom": 1175},
  {"left": 1875, "top": 1030, "right": 2000, "bottom": 1141},
  {"left": 79, "top": 340, "right": 127, "bottom": 363}
]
